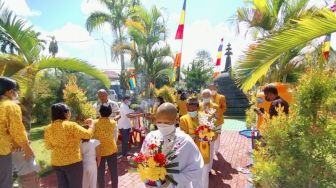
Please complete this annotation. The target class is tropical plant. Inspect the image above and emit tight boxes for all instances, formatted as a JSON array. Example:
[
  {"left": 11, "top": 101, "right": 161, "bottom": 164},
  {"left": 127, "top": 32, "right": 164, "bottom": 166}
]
[
  {"left": 63, "top": 75, "right": 96, "bottom": 122},
  {"left": 253, "top": 67, "right": 336, "bottom": 187},
  {"left": 233, "top": 0, "right": 311, "bottom": 91},
  {"left": 183, "top": 50, "right": 213, "bottom": 91},
  {"left": 155, "top": 85, "right": 176, "bottom": 104},
  {"left": 115, "top": 5, "right": 172, "bottom": 97},
  {"left": 85, "top": 0, "right": 140, "bottom": 72},
  {"left": 235, "top": 8, "right": 336, "bottom": 92},
  {"left": 48, "top": 36, "right": 58, "bottom": 57},
  {"left": 0, "top": 4, "right": 109, "bottom": 129}
]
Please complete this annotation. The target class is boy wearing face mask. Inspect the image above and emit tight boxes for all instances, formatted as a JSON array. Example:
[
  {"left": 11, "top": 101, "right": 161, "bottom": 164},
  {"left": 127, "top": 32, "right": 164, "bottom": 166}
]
[
  {"left": 200, "top": 89, "right": 219, "bottom": 175},
  {"left": 180, "top": 98, "right": 210, "bottom": 188},
  {"left": 208, "top": 84, "right": 227, "bottom": 155},
  {"left": 141, "top": 103, "right": 204, "bottom": 188}
]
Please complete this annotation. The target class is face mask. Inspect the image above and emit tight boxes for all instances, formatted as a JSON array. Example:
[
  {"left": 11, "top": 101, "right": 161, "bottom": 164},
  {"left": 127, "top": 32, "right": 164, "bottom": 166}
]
[
  {"left": 157, "top": 123, "right": 175, "bottom": 136},
  {"left": 211, "top": 90, "right": 217, "bottom": 96},
  {"left": 188, "top": 111, "right": 198, "bottom": 118},
  {"left": 125, "top": 100, "right": 131, "bottom": 106},
  {"left": 203, "top": 98, "right": 211, "bottom": 103}
]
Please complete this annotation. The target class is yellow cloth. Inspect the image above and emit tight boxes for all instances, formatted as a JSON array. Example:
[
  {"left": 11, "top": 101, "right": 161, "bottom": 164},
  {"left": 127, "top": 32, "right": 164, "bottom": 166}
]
[
  {"left": 211, "top": 94, "right": 227, "bottom": 125},
  {"left": 44, "top": 120, "right": 93, "bottom": 166},
  {"left": 180, "top": 114, "right": 210, "bottom": 164},
  {"left": 93, "top": 118, "right": 118, "bottom": 156},
  {"left": 176, "top": 99, "right": 188, "bottom": 116},
  {"left": 0, "top": 98, "right": 29, "bottom": 155}
]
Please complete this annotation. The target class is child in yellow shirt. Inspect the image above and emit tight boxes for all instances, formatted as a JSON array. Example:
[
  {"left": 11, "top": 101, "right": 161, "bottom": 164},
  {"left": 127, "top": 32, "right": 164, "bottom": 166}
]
[
  {"left": 94, "top": 105, "right": 118, "bottom": 188},
  {"left": 180, "top": 97, "right": 210, "bottom": 188}
]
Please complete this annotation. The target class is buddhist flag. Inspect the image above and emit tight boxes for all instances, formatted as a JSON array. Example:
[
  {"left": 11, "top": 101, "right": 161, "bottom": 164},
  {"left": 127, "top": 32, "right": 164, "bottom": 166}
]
[
  {"left": 129, "top": 75, "right": 136, "bottom": 90},
  {"left": 216, "top": 38, "right": 224, "bottom": 66},
  {"left": 323, "top": 34, "right": 331, "bottom": 61},
  {"left": 175, "top": 0, "right": 186, "bottom": 39}
]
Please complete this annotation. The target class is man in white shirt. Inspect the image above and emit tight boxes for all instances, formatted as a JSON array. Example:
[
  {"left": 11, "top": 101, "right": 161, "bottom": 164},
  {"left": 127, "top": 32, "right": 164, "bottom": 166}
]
[
  {"left": 118, "top": 95, "right": 135, "bottom": 157},
  {"left": 94, "top": 89, "right": 120, "bottom": 120}
]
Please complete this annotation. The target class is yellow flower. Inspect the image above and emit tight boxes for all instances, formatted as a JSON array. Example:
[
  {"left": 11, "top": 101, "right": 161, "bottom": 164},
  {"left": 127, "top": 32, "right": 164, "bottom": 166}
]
[
  {"left": 147, "top": 157, "right": 158, "bottom": 168},
  {"left": 137, "top": 159, "right": 167, "bottom": 182}
]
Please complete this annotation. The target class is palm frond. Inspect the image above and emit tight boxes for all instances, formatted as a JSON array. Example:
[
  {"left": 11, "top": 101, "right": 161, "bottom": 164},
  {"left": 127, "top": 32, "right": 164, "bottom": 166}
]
[
  {"left": 36, "top": 57, "right": 110, "bottom": 88},
  {"left": 235, "top": 8, "right": 336, "bottom": 92},
  {"left": 86, "top": 11, "right": 112, "bottom": 33},
  {"left": 0, "top": 54, "right": 25, "bottom": 76}
]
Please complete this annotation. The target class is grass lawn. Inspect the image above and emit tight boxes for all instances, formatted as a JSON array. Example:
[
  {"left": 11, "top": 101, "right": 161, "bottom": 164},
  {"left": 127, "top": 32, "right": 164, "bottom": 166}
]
[{"left": 30, "top": 124, "right": 52, "bottom": 176}]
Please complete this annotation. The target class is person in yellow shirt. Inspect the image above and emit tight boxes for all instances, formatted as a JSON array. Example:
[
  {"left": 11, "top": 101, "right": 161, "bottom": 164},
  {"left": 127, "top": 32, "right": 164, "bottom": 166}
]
[
  {"left": 94, "top": 105, "right": 118, "bottom": 188},
  {"left": 176, "top": 92, "right": 188, "bottom": 117},
  {"left": 44, "top": 103, "right": 94, "bottom": 188},
  {"left": 180, "top": 97, "right": 210, "bottom": 188},
  {"left": 209, "top": 83, "right": 227, "bottom": 154},
  {"left": 0, "top": 77, "right": 34, "bottom": 188},
  {"left": 200, "top": 89, "right": 220, "bottom": 175}
]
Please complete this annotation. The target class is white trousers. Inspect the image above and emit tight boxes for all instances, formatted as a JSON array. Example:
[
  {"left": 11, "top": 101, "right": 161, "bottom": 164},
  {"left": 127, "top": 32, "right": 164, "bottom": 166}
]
[
  {"left": 214, "top": 135, "right": 220, "bottom": 153},
  {"left": 82, "top": 163, "right": 97, "bottom": 188},
  {"left": 209, "top": 135, "right": 221, "bottom": 170}
]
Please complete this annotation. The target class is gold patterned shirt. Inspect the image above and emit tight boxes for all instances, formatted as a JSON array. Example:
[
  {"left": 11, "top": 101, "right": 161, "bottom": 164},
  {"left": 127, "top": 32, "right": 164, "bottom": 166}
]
[
  {"left": 44, "top": 120, "right": 93, "bottom": 166},
  {"left": 0, "top": 98, "right": 29, "bottom": 155},
  {"left": 93, "top": 118, "right": 118, "bottom": 156}
]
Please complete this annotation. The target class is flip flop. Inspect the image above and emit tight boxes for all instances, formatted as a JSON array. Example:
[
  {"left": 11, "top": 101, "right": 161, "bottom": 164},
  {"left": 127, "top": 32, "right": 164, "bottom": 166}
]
[{"left": 237, "top": 167, "right": 251, "bottom": 174}]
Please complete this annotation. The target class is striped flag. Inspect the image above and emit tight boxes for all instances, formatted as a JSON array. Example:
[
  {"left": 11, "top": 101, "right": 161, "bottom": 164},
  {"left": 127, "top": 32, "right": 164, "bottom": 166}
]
[
  {"left": 323, "top": 34, "right": 331, "bottom": 61},
  {"left": 129, "top": 75, "right": 136, "bottom": 90},
  {"left": 175, "top": 0, "right": 186, "bottom": 39},
  {"left": 213, "top": 38, "right": 224, "bottom": 78}
]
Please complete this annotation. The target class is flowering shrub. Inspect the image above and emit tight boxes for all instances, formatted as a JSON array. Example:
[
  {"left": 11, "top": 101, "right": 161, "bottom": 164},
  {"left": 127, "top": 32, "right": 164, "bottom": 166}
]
[
  {"left": 63, "top": 75, "right": 96, "bottom": 122},
  {"left": 253, "top": 68, "right": 336, "bottom": 187},
  {"left": 129, "top": 143, "right": 179, "bottom": 186}
]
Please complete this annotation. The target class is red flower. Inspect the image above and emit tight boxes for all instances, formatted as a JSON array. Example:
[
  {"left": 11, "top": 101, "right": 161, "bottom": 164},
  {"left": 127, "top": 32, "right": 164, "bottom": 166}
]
[
  {"left": 154, "top": 153, "right": 166, "bottom": 166},
  {"left": 134, "top": 153, "right": 146, "bottom": 163},
  {"left": 148, "top": 143, "right": 158, "bottom": 150}
]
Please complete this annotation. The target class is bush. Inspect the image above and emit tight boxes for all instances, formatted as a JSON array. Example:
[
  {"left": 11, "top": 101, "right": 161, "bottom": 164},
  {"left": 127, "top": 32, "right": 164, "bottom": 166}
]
[
  {"left": 253, "top": 68, "right": 336, "bottom": 188},
  {"left": 63, "top": 75, "right": 96, "bottom": 123},
  {"left": 155, "top": 85, "right": 176, "bottom": 103}
]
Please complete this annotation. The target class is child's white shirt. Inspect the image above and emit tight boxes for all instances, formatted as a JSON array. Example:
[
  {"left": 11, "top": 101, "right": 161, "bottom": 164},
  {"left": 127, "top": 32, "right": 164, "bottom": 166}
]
[{"left": 80, "top": 139, "right": 100, "bottom": 166}]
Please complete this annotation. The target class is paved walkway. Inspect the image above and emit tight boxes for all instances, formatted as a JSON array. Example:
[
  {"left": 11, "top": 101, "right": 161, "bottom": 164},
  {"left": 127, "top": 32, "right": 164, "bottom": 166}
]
[{"left": 40, "top": 119, "right": 252, "bottom": 188}]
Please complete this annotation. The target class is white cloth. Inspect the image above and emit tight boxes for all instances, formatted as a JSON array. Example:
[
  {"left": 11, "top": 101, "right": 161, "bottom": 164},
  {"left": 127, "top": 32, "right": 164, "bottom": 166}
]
[
  {"left": 12, "top": 151, "right": 40, "bottom": 176},
  {"left": 214, "top": 136, "right": 220, "bottom": 153},
  {"left": 81, "top": 139, "right": 100, "bottom": 188},
  {"left": 118, "top": 103, "right": 134, "bottom": 129},
  {"left": 201, "top": 164, "right": 210, "bottom": 188},
  {"left": 81, "top": 139, "right": 100, "bottom": 165},
  {"left": 141, "top": 128, "right": 204, "bottom": 188},
  {"left": 94, "top": 99, "right": 120, "bottom": 119}
]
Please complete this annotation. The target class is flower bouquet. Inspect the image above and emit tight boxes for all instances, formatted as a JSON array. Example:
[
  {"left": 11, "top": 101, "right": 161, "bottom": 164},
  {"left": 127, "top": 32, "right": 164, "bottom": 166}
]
[
  {"left": 129, "top": 143, "right": 179, "bottom": 187},
  {"left": 195, "top": 112, "right": 221, "bottom": 142}
]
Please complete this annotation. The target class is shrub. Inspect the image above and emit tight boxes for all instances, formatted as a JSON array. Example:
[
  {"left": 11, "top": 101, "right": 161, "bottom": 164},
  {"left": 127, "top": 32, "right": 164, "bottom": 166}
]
[
  {"left": 253, "top": 68, "right": 336, "bottom": 188},
  {"left": 155, "top": 85, "right": 176, "bottom": 103},
  {"left": 63, "top": 75, "right": 96, "bottom": 122}
]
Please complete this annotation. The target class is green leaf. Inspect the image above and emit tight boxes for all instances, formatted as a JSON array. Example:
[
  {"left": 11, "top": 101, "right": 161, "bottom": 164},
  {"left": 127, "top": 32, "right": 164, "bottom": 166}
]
[
  {"left": 165, "top": 175, "right": 178, "bottom": 186},
  {"left": 36, "top": 57, "right": 110, "bottom": 88},
  {"left": 165, "top": 162, "right": 179, "bottom": 168},
  {"left": 0, "top": 55, "right": 25, "bottom": 76},
  {"left": 166, "top": 169, "right": 180, "bottom": 174}
]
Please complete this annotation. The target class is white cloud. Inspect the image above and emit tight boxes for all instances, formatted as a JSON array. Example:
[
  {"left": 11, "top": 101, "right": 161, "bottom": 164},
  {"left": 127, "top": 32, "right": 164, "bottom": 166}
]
[
  {"left": 3, "top": 0, "right": 41, "bottom": 17},
  {"left": 167, "top": 19, "right": 252, "bottom": 70},
  {"left": 81, "top": 0, "right": 109, "bottom": 16}
]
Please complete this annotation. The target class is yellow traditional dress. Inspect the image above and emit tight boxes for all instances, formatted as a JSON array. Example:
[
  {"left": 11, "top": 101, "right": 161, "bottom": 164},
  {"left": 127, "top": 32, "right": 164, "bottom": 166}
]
[
  {"left": 180, "top": 113, "right": 210, "bottom": 164},
  {"left": 211, "top": 93, "right": 227, "bottom": 126}
]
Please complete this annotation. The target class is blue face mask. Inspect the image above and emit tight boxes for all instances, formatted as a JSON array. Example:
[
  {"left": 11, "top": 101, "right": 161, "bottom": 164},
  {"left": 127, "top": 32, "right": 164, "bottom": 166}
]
[{"left": 188, "top": 111, "right": 198, "bottom": 118}]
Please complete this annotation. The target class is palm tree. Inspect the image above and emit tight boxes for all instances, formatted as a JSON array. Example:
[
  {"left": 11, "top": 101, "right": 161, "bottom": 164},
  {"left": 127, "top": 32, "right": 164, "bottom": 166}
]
[
  {"left": 48, "top": 36, "right": 58, "bottom": 57},
  {"left": 233, "top": 0, "right": 310, "bottom": 91},
  {"left": 115, "top": 5, "right": 172, "bottom": 97},
  {"left": 0, "top": 3, "right": 110, "bottom": 129},
  {"left": 85, "top": 0, "right": 140, "bottom": 72},
  {"left": 235, "top": 8, "right": 336, "bottom": 91}
]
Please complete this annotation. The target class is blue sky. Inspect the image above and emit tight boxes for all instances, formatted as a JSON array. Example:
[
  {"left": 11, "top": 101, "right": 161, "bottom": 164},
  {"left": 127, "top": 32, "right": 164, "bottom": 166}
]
[{"left": 3, "top": 0, "right": 329, "bottom": 71}]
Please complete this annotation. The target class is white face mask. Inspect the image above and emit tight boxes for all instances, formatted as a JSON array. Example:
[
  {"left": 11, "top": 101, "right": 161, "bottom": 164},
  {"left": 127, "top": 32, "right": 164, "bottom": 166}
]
[
  {"left": 157, "top": 123, "right": 175, "bottom": 136},
  {"left": 203, "top": 98, "right": 211, "bottom": 103},
  {"left": 188, "top": 111, "right": 198, "bottom": 118},
  {"left": 125, "top": 100, "right": 131, "bottom": 106}
]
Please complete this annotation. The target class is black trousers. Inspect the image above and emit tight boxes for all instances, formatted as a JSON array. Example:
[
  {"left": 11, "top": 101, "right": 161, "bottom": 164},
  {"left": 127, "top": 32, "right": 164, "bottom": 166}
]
[
  {"left": 53, "top": 161, "right": 83, "bottom": 188},
  {"left": 98, "top": 153, "right": 118, "bottom": 188},
  {"left": 0, "top": 154, "right": 12, "bottom": 188}
]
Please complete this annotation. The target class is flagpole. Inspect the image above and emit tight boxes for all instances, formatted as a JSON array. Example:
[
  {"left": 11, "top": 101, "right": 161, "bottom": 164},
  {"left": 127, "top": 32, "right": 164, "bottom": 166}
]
[{"left": 176, "top": 32, "right": 184, "bottom": 82}]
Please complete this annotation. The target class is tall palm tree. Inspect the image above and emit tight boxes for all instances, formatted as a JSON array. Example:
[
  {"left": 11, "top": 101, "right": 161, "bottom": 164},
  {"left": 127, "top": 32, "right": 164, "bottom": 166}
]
[
  {"left": 235, "top": 8, "right": 336, "bottom": 92},
  {"left": 233, "top": 0, "right": 310, "bottom": 91},
  {"left": 0, "top": 3, "right": 110, "bottom": 129},
  {"left": 115, "top": 5, "right": 172, "bottom": 97},
  {"left": 85, "top": 0, "right": 139, "bottom": 72}
]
